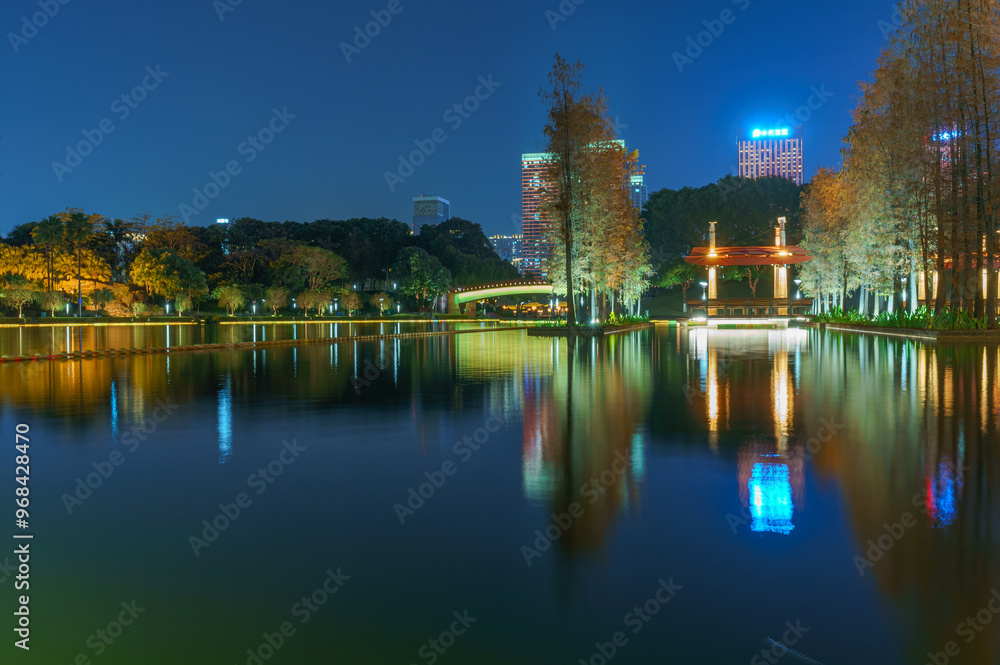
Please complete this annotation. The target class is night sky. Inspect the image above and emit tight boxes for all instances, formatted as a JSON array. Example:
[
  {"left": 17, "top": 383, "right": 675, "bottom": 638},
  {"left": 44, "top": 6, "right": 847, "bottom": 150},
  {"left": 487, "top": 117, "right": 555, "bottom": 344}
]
[{"left": 2, "top": 0, "right": 894, "bottom": 237}]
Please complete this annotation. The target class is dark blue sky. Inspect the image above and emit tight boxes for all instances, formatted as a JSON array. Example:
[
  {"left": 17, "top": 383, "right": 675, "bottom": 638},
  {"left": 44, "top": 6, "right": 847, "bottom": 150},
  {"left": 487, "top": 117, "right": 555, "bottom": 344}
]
[{"left": 1, "top": 0, "right": 893, "bottom": 237}]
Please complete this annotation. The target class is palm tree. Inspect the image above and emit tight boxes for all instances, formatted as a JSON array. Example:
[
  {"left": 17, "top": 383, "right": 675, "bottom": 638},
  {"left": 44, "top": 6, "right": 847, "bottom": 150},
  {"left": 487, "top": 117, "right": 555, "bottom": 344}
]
[
  {"left": 30, "top": 216, "right": 64, "bottom": 291},
  {"left": 60, "top": 210, "right": 98, "bottom": 314}
]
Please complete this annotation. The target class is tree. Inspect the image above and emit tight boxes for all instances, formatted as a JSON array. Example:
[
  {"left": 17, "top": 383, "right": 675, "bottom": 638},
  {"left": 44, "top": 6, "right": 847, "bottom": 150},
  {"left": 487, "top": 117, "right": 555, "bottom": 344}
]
[
  {"left": 131, "top": 248, "right": 208, "bottom": 312},
  {"left": 372, "top": 291, "right": 395, "bottom": 315},
  {"left": 143, "top": 217, "right": 208, "bottom": 264},
  {"left": 243, "top": 283, "right": 265, "bottom": 315},
  {"left": 37, "top": 291, "right": 66, "bottom": 317},
  {"left": 90, "top": 288, "right": 114, "bottom": 312},
  {"left": 289, "top": 246, "right": 348, "bottom": 292},
  {"left": 727, "top": 265, "right": 769, "bottom": 298},
  {"left": 106, "top": 284, "right": 139, "bottom": 317},
  {"left": 30, "top": 215, "right": 64, "bottom": 292},
  {"left": 0, "top": 275, "right": 37, "bottom": 317},
  {"left": 394, "top": 247, "right": 452, "bottom": 305},
  {"left": 215, "top": 285, "right": 245, "bottom": 316},
  {"left": 539, "top": 54, "right": 640, "bottom": 325},
  {"left": 265, "top": 285, "right": 290, "bottom": 316},
  {"left": 659, "top": 260, "right": 699, "bottom": 312},
  {"left": 338, "top": 290, "right": 361, "bottom": 316},
  {"left": 298, "top": 290, "right": 331, "bottom": 316},
  {"left": 58, "top": 209, "right": 101, "bottom": 313}
]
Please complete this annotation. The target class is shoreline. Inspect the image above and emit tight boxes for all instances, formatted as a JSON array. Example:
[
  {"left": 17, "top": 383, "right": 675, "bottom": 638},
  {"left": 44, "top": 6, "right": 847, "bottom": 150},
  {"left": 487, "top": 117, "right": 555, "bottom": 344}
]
[{"left": 0, "top": 325, "right": 533, "bottom": 363}]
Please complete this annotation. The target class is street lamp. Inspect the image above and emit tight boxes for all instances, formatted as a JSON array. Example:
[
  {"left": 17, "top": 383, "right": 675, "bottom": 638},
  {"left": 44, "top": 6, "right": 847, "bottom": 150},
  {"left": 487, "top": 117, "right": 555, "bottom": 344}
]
[
  {"left": 901, "top": 276, "right": 908, "bottom": 305},
  {"left": 700, "top": 281, "right": 708, "bottom": 301},
  {"left": 794, "top": 279, "right": 802, "bottom": 299}
]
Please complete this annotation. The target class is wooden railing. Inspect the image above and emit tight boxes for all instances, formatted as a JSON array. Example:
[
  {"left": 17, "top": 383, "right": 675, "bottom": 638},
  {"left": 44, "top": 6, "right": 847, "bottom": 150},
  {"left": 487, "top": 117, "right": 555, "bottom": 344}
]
[{"left": 685, "top": 298, "right": 814, "bottom": 317}]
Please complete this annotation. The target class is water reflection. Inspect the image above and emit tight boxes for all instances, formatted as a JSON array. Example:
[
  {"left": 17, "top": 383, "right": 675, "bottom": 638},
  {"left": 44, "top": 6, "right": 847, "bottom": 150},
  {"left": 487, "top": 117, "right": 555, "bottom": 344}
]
[
  {"left": 801, "top": 332, "right": 1000, "bottom": 664},
  {"left": 521, "top": 334, "right": 652, "bottom": 559}
]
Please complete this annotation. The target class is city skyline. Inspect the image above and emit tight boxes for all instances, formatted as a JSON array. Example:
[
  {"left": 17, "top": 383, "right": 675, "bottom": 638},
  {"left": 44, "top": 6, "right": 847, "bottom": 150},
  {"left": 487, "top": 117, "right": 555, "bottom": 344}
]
[{"left": 1, "top": 0, "right": 890, "bottom": 238}]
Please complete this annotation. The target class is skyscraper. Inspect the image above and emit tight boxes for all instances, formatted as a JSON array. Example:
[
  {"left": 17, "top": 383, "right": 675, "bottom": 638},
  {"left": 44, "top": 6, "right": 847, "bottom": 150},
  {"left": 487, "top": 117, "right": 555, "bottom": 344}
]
[
  {"left": 737, "top": 126, "right": 804, "bottom": 186},
  {"left": 412, "top": 195, "right": 451, "bottom": 233},
  {"left": 521, "top": 141, "right": 630, "bottom": 277},
  {"left": 521, "top": 153, "right": 552, "bottom": 278},
  {"left": 489, "top": 234, "right": 523, "bottom": 272},
  {"left": 629, "top": 174, "right": 648, "bottom": 209}
]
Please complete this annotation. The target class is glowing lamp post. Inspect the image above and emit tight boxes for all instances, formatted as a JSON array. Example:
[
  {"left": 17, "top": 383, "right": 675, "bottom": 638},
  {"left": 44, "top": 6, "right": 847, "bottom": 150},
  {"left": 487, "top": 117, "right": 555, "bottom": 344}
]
[
  {"left": 700, "top": 281, "right": 708, "bottom": 301},
  {"left": 794, "top": 279, "right": 802, "bottom": 299}
]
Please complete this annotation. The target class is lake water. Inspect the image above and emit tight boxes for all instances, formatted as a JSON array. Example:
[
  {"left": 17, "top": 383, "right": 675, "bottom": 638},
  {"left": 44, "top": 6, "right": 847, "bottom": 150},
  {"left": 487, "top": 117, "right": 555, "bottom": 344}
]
[{"left": 1, "top": 323, "right": 998, "bottom": 664}]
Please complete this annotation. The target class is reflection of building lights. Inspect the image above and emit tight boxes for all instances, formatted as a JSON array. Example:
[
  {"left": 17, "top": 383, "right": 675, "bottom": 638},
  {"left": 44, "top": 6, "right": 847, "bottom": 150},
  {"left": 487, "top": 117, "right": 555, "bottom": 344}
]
[
  {"left": 926, "top": 459, "right": 962, "bottom": 528},
  {"left": 749, "top": 462, "right": 794, "bottom": 534},
  {"left": 218, "top": 374, "right": 232, "bottom": 464}
]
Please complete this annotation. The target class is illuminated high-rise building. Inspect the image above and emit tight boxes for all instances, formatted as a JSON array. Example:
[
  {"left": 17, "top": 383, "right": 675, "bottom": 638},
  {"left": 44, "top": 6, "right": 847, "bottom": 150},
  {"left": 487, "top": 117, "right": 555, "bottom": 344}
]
[
  {"left": 629, "top": 174, "right": 648, "bottom": 209},
  {"left": 521, "top": 153, "right": 553, "bottom": 277},
  {"left": 737, "top": 126, "right": 804, "bottom": 186},
  {"left": 412, "top": 195, "right": 450, "bottom": 234},
  {"left": 489, "top": 234, "right": 523, "bottom": 272},
  {"left": 521, "top": 142, "right": 629, "bottom": 277}
]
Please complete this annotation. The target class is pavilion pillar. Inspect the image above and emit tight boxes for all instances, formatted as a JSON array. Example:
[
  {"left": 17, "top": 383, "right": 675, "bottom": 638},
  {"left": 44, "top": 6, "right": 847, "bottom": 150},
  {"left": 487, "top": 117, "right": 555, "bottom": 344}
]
[{"left": 773, "top": 217, "right": 788, "bottom": 314}]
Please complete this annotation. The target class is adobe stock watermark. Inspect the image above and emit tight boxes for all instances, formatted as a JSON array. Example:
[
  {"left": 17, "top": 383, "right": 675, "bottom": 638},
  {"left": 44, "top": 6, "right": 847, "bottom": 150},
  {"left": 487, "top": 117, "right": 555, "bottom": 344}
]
[
  {"left": 341, "top": 0, "right": 415, "bottom": 63},
  {"left": 877, "top": 5, "right": 904, "bottom": 42},
  {"left": 673, "top": 0, "right": 751, "bottom": 73},
  {"left": 577, "top": 578, "right": 682, "bottom": 665},
  {"left": 853, "top": 490, "right": 930, "bottom": 576},
  {"left": 178, "top": 107, "right": 296, "bottom": 223},
  {"left": 52, "top": 65, "right": 170, "bottom": 182},
  {"left": 7, "top": 0, "right": 71, "bottom": 54},
  {"left": 59, "top": 600, "right": 145, "bottom": 662},
  {"left": 783, "top": 85, "right": 833, "bottom": 125},
  {"left": 926, "top": 589, "right": 1000, "bottom": 665},
  {"left": 520, "top": 451, "right": 632, "bottom": 566},
  {"left": 410, "top": 611, "right": 477, "bottom": 664},
  {"left": 752, "top": 622, "right": 818, "bottom": 665},
  {"left": 384, "top": 75, "right": 502, "bottom": 192},
  {"left": 214, "top": 0, "right": 245, "bottom": 21},
  {"left": 61, "top": 398, "right": 180, "bottom": 515},
  {"left": 188, "top": 439, "right": 306, "bottom": 556},
  {"left": 235, "top": 567, "right": 350, "bottom": 665},
  {"left": 393, "top": 411, "right": 507, "bottom": 524},
  {"left": 351, "top": 344, "right": 400, "bottom": 395},
  {"left": 545, "top": 0, "right": 585, "bottom": 31}
]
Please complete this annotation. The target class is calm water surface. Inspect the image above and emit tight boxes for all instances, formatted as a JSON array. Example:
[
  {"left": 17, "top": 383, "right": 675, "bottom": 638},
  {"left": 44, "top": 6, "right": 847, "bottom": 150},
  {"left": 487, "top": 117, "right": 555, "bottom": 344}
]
[{"left": 1, "top": 324, "right": 998, "bottom": 664}]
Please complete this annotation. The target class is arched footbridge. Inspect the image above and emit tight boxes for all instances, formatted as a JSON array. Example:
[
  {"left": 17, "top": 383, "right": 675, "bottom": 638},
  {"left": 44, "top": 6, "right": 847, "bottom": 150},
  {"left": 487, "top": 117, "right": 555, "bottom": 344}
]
[{"left": 449, "top": 281, "right": 553, "bottom": 315}]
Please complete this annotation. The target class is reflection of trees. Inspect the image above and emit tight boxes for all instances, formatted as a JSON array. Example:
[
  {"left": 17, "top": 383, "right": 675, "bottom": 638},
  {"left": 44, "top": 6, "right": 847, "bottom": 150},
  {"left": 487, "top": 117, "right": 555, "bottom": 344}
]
[
  {"left": 522, "top": 333, "right": 652, "bottom": 560},
  {"left": 0, "top": 325, "right": 547, "bottom": 436},
  {"left": 801, "top": 332, "right": 1000, "bottom": 664}
]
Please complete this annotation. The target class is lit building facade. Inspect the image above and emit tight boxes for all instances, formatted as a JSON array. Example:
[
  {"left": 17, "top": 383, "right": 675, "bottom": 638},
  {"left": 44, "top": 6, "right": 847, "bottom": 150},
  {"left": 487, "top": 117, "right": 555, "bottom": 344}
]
[
  {"left": 412, "top": 195, "right": 451, "bottom": 233},
  {"left": 737, "top": 126, "right": 804, "bottom": 186},
  {"left": 489, "top": 234, "right": 523, "bottom": 272},
  {"left": 521, "top": 153, "right": 553, "bottom": 277},
  {"left": 629, "top": 174, "right": 648, "bottom": 209}
]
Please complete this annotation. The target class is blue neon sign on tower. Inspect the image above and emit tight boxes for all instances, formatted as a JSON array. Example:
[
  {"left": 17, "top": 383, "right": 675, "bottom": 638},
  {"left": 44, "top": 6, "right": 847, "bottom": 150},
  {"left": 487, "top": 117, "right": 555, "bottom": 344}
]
[{"left": 752, "top": 128, "right": 790, "bottom": 139}]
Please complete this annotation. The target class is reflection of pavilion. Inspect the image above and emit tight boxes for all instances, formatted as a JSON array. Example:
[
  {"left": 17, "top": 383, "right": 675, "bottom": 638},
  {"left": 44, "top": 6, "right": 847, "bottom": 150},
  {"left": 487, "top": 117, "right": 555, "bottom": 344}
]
[
  {"left": 685, "top": 328, "right": 808, "bottom": 534},
  {"left": 738, "top": 441, "right": 806, "bottom": 535}
]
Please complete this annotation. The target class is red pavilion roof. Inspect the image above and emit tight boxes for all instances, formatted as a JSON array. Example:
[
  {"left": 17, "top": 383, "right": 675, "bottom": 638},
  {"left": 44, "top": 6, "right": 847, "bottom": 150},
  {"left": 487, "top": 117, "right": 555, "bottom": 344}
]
[{"left": 684, "top": 246, "right": 814, "bottom": 266}]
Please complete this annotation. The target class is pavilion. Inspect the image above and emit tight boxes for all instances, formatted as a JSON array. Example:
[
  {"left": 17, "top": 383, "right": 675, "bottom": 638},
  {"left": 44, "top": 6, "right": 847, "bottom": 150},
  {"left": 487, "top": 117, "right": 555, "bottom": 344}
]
[{"left": 684, "top": 218, "right": 814, "bottom": 317}]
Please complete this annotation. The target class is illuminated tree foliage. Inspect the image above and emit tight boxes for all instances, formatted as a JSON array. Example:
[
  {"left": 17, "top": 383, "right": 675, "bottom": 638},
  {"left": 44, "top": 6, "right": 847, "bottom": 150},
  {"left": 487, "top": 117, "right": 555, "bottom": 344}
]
[
  {"left": 540, "top": 54, "right": 652, "bottom": 323},
  {"left": 811, "top": 0, "right": 1000, "bottom": 321}
]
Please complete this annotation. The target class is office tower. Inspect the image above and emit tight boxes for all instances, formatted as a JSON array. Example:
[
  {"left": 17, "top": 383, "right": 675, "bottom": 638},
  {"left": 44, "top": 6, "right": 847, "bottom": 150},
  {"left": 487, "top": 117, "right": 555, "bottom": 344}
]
[
  {"left": 412, "top": 195, "right": 451, "bottom": 233},
  {"left": 489, "top": 234, "right": 523, "bottom": 272},
  {"left": 737, "top": 126, "right": 804, "bottom": 186},
  {"left": 521, "top": 153, "right": 552, "bottom": 277},
  {"left": 629, "top": 174, "right": 648, "bottom": 209}
]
